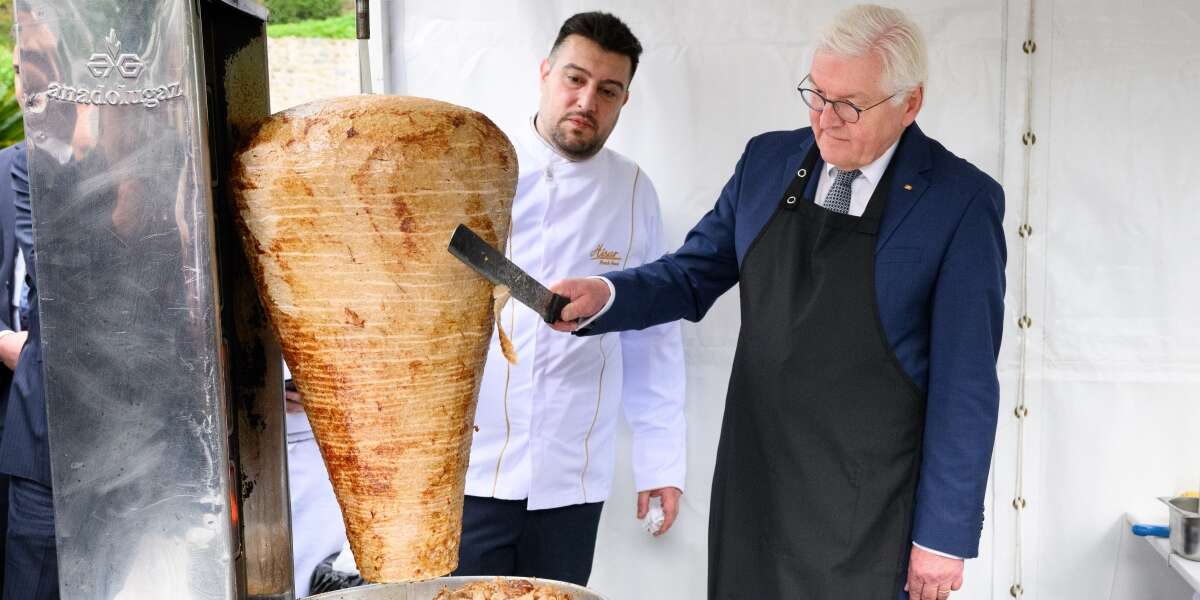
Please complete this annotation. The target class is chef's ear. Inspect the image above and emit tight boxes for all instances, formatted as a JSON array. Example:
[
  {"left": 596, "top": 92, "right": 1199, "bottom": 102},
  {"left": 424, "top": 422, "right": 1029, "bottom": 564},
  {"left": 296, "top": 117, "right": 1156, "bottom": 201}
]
[{"left": 539, "top": 58, "right": 552, "bottom": 82}]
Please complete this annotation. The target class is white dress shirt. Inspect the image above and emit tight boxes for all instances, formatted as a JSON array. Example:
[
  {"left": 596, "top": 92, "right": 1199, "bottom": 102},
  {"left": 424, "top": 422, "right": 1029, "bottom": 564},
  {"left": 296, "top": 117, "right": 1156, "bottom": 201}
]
[
  {"left": 465, "top": 118, "right": 687, "bottom": 510},
  {"left": 10, "top": 248, "right": 24, "bottom": 331},
  {"left": 813, "top": 139, "right": 900, "bottom": 216}
]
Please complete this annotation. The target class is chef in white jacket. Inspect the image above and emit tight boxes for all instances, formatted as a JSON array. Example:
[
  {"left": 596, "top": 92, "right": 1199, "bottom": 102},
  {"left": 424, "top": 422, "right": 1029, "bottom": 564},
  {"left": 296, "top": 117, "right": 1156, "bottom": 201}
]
[{"left": 459, "top": 11, "right": 686, "bottom": 587}]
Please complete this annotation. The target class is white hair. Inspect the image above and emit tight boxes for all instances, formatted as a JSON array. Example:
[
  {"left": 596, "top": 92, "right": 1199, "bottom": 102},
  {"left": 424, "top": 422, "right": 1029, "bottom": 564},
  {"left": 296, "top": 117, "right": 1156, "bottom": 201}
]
[{"left": 815, "top": 4, "right": 928, "bottom": 104}]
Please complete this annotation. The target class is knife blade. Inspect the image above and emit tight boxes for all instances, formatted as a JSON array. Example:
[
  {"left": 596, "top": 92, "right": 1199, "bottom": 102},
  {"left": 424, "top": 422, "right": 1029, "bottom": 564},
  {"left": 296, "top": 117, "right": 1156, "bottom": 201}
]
[{"left": 447, "top": 224, "right": 570, "bottom": 324}]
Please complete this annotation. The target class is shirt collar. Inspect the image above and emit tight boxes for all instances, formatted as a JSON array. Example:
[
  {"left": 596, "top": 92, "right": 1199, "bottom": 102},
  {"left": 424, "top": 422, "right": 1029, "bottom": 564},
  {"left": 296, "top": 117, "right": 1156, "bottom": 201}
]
[
  {"left": 823, "top": 137, "right": 901, "bottom": 185},
  {"left": 523, "top": 114, "right": 590, "bottom": 165}
]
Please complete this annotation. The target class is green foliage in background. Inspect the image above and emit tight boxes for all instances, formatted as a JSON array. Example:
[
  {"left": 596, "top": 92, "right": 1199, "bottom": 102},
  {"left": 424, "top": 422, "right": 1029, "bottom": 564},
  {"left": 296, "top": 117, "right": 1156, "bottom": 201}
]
[
  {"left": 263, "top": 0, "right": 341, "bottom": 24},
  {"left": 267, "top": 12, "right": 354, "bottom": 39},
  {"left": 0, "top": 46, "right": 11, "bottom": 85},
  {"left": 1, "top": 0, "right": 23, "bottom": 146},
  {"left": 0, "top": 0, "right": 11, "bottom": 50},
  {"left": 0, "top": 45, "right": 21, "bottom": 147},
  {"left": 0, "top": 88, "right": 23, "bottom": 147}
]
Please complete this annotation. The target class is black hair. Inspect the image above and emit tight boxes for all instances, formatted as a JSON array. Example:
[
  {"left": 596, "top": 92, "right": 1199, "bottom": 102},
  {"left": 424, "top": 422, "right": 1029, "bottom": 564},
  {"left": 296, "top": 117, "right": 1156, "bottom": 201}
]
[{"left": 550, "top": 12, "right": 643, "bottom": 82}]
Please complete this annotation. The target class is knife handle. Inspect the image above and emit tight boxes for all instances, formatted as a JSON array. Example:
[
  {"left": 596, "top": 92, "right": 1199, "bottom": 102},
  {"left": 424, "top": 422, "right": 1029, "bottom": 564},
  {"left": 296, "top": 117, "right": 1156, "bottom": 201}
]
[
  {"left": 1132, "top": 524, "right": 1170, "bottom": 538},
  {"left": 545, "top": 293, "right": 571, "bottom": 324}
]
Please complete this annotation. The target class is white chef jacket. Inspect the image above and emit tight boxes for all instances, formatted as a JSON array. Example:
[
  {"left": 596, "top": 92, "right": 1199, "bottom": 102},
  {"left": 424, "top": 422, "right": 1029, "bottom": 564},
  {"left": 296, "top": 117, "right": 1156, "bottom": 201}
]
[{"left": 464, "top": 118, "right": 687, "bottom": 510}]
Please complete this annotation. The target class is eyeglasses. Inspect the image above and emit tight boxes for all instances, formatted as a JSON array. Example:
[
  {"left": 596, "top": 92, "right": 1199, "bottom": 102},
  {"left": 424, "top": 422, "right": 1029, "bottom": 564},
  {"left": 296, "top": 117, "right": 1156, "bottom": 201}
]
[{"left": 796, "top": 75, "right": 896, "bottom": 124}]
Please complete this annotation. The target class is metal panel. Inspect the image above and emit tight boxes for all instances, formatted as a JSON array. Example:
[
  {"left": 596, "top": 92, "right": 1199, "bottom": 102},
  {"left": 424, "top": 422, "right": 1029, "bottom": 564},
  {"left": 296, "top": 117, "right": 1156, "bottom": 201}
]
[
  {"left": 14, "top": 0, "right": 282, "bottom": 597},
  {"left": 197, "top": 0, "right": 294, "bottom": 597}
]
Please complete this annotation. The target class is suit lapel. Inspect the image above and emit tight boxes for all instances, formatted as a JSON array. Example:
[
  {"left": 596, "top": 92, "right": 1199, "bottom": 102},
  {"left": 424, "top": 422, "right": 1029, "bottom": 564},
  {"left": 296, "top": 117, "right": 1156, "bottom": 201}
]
[{"left": 875, "top": 123, "right": 933, "bottom": 253}]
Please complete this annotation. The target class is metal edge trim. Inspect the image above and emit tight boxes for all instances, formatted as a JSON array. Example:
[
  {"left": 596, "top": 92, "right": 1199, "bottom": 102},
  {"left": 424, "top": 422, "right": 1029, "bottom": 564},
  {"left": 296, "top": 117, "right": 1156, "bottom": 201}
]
[
  {"left": 183, "top": 0, "right": 242, "bottom": 594},
  {"left": 208, "top": 0, "right": 269, "bottom": 22}
]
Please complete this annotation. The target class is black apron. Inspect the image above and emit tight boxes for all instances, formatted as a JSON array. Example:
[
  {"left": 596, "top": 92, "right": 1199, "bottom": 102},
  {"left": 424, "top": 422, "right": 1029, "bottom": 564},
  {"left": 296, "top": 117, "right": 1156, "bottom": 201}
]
[{"left": 708, "top": 146, "right": 926, "bottom": 599}]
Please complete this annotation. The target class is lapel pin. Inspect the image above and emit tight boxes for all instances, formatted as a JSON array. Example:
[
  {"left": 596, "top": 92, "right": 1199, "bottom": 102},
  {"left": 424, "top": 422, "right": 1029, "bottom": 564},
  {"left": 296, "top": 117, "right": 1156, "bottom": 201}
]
[{"left": 903, "top": 184, "right": 913, "bottom": 191}]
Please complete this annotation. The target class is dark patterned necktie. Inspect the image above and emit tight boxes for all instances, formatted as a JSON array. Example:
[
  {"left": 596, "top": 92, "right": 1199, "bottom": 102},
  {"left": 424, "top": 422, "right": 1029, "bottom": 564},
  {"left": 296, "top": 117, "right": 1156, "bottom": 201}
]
[{"left": 824, "top": 167, "right": 861, "bottom": 214}]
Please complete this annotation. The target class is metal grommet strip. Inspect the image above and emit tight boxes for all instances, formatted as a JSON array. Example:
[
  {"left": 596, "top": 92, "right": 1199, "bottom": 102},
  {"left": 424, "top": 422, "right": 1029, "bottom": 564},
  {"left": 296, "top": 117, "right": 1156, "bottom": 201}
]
[
  {"left": 785, "top": 195, "right": 797, "bottom": 205},
  {"left": 797, "top": 168, "right": 807, "bottom": 178}
]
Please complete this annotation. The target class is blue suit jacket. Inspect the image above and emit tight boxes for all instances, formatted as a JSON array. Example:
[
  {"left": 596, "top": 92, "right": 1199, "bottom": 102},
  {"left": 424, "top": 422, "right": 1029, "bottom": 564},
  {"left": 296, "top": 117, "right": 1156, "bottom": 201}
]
[
  {"left": 0, "top": 142, "right": 50, "bottom": 486},
  {"left": 0, "top": 143, "right": 22, "bottom": 423},
  {"left": 587, "top": 124, "right": 1006, "bottom": 558}
]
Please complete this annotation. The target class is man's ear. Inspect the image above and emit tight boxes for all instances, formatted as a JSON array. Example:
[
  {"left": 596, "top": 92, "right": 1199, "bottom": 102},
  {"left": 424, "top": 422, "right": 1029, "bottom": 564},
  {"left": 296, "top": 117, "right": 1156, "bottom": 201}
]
[
  {"left": 539, "top": 58, "right": 552, "bottom": 83},
  {"left": 902, "top": 85, "right": 924, "bottom": 126}
]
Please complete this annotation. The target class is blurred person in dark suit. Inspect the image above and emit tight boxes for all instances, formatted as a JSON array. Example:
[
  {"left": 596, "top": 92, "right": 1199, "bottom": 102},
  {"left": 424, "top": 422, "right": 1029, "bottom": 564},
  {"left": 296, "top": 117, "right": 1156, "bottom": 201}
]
[
  {"left": 0, "top": 130, "right": 29, "bottom": 593},
  {"left": 0, "top": 11, "right": 60, "bottom": 598}
]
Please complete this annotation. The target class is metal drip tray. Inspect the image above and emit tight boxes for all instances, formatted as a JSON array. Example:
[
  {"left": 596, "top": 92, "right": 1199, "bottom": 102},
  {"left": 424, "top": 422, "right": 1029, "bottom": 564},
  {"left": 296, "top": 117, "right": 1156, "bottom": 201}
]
[
  {"left": 307, "top": 576, "right": 608, "bottom": 600},
  {"left": 1160, "top": 496, "right": 1200, "bottom": 561}
]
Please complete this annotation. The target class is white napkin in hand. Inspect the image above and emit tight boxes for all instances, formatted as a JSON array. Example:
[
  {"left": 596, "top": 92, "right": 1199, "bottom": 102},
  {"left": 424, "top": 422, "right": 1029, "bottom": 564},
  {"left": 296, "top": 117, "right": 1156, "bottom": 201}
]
[{"left": 641, "top": 496, "right": 666, "bottom": 535}]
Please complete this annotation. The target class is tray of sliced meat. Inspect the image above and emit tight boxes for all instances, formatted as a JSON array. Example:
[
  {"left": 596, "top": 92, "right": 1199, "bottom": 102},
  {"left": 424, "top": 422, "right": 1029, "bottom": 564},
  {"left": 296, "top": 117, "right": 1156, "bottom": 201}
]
[{"left": 306, "top": 576, "right": 607, "bottom": 600}]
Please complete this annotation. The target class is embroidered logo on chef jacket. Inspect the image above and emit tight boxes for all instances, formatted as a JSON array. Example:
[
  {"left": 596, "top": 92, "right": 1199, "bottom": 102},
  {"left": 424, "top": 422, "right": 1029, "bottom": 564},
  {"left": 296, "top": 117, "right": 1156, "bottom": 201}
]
[{"left": 589, "top": 244, "right": 622, "bottom": 266}]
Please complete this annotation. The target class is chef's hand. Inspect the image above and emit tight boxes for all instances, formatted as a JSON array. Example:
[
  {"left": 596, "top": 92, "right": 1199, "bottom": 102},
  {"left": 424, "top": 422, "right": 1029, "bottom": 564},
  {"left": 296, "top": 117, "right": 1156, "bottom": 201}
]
[
  {"left": 637, "top": 486, "right": 682, "bottom": 537},
  {"left": 548, "top": 278, "right": 610, "bottom": 332},
  {"left": 0, "top": 330, "right": 28, "bottom": 370},
  {"left": 284, "top": 389, "right": 305, "bottom": 414},
  {"left": 905, "top": 545, "right": 963, "bottom": 600}
]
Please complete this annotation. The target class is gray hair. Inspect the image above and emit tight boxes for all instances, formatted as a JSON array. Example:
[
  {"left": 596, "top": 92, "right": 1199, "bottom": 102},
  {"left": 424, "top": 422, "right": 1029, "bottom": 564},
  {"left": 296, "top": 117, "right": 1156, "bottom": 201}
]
[{"left": 815, "top": 4, "right": 928, "bottom": 103}]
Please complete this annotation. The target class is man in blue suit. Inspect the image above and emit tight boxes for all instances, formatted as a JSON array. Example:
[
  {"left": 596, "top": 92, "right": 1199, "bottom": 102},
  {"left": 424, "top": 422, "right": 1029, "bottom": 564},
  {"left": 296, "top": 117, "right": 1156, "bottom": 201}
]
[
  {"left": 0, "top": 26, "right": 57, "bottom": 598},
  {"left": 0, "top": 42, "right": 32, "bottom": 596},
  {"left": 1, "top": 138, "right": 57, "bottom": 600},
  {"left": 0, "top": 141, "right": 27, "bottom": 373},
  {"left": 0, "top": 138, "right": 29, "bottom": 594},
  {"left": 552, "top": 5, "right": 1005, "bottom": 599}
]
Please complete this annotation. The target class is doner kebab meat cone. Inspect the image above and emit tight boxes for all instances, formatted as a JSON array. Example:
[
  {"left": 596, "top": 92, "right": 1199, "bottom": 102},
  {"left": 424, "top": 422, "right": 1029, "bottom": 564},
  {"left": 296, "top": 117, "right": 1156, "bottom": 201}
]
[{"left": 230, "top": 96, "right": 516, "bottom": 582}]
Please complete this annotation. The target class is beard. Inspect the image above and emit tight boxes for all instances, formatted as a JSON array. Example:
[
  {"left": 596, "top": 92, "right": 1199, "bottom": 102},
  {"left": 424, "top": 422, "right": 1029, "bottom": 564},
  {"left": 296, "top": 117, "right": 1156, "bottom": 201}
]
[{"left": 549, "top": 112, "right": 608, "bottom": 160}]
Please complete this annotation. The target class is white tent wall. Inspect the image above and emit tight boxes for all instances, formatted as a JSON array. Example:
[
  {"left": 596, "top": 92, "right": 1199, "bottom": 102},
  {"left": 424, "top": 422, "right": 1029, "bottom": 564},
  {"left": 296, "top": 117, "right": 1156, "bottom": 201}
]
[
  {"left": 1010, "top": 2, "right": 1200, "bottom": 600},
  {"left": 378, "top": 1, "right": 1200, "bottom": 598}
]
